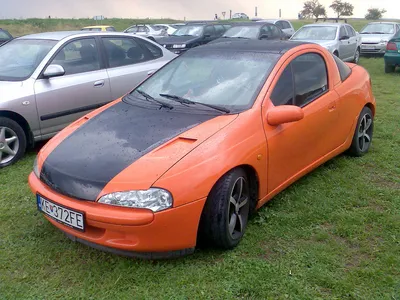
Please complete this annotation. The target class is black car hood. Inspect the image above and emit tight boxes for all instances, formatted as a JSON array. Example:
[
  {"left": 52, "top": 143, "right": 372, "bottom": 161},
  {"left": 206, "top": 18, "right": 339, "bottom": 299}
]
[
  {"left": 40, "top": 101, "right": 217, "bottom": 201},
  {"left": 155, "top": 35, "right": 200, "bottom": 45}
]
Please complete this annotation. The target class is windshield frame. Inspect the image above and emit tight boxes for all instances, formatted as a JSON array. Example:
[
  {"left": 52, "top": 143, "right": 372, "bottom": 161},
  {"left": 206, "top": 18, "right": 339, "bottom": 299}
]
[
  {"left": 0, "top": 38, "right": 58, "bottom": 82},
  {"left": 291, "top": 26, "right": 338, "bottom": 41},
  {"left": 360, "top": 23, "right": 396, "bottom": 34},
  {"left": 123, "top": 49, "right": 280, "bottom": 114}
]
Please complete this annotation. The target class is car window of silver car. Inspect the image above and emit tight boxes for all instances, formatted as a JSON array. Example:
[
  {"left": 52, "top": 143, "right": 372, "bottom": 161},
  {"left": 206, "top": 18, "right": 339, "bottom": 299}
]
[
  {"left": 51, "top": 38, "right": 100, "bottom": 76},
  {"left": 102, "top": 37, "right": 157, "bottom": 68},
  {"left": 345, "top": 25, "right": 355, "bottom": 37},
  {"left": 339, "top": 26, "right": 348, "bottom": 39},
  {"left": 291, "top": 26, "right": 337, "bottom": 41}
]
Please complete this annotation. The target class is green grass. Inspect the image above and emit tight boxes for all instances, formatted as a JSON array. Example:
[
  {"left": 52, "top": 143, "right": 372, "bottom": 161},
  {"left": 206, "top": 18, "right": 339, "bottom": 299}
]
[{"left": 0, "top": 59, "right": 400, "bottom": 298}]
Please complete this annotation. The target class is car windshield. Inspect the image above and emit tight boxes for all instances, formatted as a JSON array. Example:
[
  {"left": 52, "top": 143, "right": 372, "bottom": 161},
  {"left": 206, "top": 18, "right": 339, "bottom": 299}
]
[
  {"left": 223, "top": 27, "right": 259, "bottom": 39},
  {"left": 291, "top": 26, "right": 337, "bottom": 40},
  {"left": 0, "top": 39, "right": 57, "bottom": 81},
  {"left": 361, "top": 23, "right": 395, "bottom": 34},
  {"left": 172, "top": 25, "right": 203, "bottom": 37},
  {"left": 0, "top": 30, "right": 11, "bottom": 39},
  {"left": 125, "top": 50, "right": 279, "bottom": 113}
]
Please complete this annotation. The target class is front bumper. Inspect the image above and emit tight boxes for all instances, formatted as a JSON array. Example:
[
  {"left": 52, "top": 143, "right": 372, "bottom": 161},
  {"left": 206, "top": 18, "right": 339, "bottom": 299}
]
[
  {"left": 29, "top": 173, "right": 206, "bottom": 257},
  {"left": 384, "top": 52, "right": 400, "bottom": 66},
  {"left": 361, "top": 43, "right": 386, "bottom": 54}
]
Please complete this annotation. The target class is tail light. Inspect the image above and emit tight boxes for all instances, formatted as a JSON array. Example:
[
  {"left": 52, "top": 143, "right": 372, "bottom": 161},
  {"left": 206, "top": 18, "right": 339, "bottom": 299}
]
[{"left": 386, "top": 42, "right": 397, "bottom": 51}]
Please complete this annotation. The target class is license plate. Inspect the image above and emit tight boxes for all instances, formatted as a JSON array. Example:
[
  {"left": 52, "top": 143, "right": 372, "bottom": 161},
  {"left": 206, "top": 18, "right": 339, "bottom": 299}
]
[
  {"left": 37, "top": 195, "right": 85, "bottom": 231},
  {"left": 362, "top": 45, "right": 375, "bottom": 50}
]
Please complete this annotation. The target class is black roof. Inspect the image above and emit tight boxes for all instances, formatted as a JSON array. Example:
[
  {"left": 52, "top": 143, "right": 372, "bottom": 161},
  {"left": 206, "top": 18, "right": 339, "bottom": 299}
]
[{"left": 192, "top": 40, "right": 311, "bottom": 54}]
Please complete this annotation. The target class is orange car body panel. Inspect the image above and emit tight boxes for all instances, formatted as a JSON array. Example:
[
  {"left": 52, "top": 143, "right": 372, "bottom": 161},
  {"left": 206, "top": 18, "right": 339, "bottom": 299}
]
[{"left": 29, "top": 43, "right": 376, "bottom": 253}]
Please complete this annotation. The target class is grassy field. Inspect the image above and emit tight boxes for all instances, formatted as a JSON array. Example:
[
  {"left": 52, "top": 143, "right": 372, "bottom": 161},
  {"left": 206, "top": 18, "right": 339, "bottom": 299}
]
[
  {"left": 2, "top": 18, "right": 400, "bottom": 36},
  {"left": 0, "top": 52, "right": 399, "bottom": 298}
]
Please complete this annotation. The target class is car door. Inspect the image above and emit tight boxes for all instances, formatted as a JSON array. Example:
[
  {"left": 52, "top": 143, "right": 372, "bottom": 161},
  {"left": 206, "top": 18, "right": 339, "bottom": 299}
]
[
  {"left": 203, "top": 26, "right": 217, "bottom": 43},
  {"left": 263, "top": 52, "right": 340, "bottom": 193},
  {"left": 345, "top": 25, "right": 358, "bottom": 58},
  {"left": 102, "top": 36, "right": 166, "bottom": 100},
  {"left": 34, "top": 37, "right": 111, "bottom": 137},
  {"left": 338, "top": 25, "right": 352, "bottom": 61}
]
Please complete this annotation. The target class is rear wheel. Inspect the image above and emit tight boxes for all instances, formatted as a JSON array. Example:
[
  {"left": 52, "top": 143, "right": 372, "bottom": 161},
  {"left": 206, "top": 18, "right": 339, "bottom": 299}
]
[
  {"left": 348, "top": 107, "right": 374, "bottom": 157},
  {"left": 0, "top": 117, "right": 27, "bottom": 168},
  {"left": 385, "top": 63, "right": 395, "bottom": 73},
  {"left": 199, "top": 168, "right": 250, "bottom": 249}
]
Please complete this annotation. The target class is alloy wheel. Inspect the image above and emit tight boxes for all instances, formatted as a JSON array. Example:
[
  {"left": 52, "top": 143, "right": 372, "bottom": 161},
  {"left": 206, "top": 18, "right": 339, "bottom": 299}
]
[
  {"left": 358, "top": 113, "right": 373, "bottom": 152},
  {"left": 228, "top": 177, "right": 250, "bottom": 239},
  {"left": 0, "top": 126, "right": 19, "bottom": 165}
]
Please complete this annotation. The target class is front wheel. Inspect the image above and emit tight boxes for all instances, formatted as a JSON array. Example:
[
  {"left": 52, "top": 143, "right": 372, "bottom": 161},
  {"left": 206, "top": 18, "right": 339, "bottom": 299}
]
[
  {"left": 353, "top": 48, "right": 360, "bottom": 64},
  {"left": 0, "top": 117, "right": 27, "bottom": 168},
  {"left": 347, "top": 107, "right": 374, "bottom": 157},
  {"left": 198, "top": 168, "right": 250, "bottom": 249}
]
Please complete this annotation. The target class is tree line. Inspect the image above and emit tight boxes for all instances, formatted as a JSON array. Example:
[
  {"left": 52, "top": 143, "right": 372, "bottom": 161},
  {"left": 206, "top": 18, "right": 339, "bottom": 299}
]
[{"left": 299, "top": 0, "right": 387, "bottom": 20}]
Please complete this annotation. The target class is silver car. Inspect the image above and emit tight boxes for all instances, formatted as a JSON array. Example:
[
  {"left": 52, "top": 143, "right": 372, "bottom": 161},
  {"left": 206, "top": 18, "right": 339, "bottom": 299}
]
[
  {"left": 257, "top": 19, "right": 295, "bottom": 38},
  {"left": 0, "top": 31, "right": 176, "bottom": 167},
  {"left": 124, "top": 25, "right": 168, "bottom": 41},
  {"left": 360, "top": 22, "right": 400, "bottom": 55},
  {"left": 290, "top": 23, "right": 361, "bottom": 63}
]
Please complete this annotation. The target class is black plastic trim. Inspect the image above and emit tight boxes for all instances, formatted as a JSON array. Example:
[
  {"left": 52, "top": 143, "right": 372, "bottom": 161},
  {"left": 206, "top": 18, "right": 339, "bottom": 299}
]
[{"left": 40, "top": 101, "right": 109, "bottom": 121}]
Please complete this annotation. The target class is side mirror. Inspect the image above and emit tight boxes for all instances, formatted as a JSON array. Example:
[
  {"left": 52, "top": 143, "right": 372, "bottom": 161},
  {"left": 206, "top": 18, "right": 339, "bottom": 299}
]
[
  {"left": 259, "top": 34, "right": 269, "bottom": 40},
  {"left": 339, "top": 35, "right": 349, "bottom": 41},
  {"left": 267, "top": 105, "right": 304, "bottom": 126},
  {"left": 43, "top": 64, "right": 65, "bottom": 78}
]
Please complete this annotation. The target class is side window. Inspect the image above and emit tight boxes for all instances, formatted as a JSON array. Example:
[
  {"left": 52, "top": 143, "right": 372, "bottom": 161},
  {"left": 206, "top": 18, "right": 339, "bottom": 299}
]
[
  {"left": 102, "top": 37, "right": 153, "bottom": 68},
  {"left": 223, "top": 25, "right": 232, "bottom": 31},
  {"left": 135, "top": 38, "right": 163, "bottom": 59},
  {"left": 126, "top": 26, "right": 138, "bottom": 33},
  {"left": 339, "top": 26, "right": 348, "bottom": 38},
  {"left": 51, "top": 38, "right": 100, "bottom": 76},
  {"left": 396, "top": 24, "right": 400, "bottom": 32},
  {"left": 270, "top": 65, "right": 294, "bottom": 106},
  {"left": 275, "top": 21, "right": 284, "bottom": 29},
  {"left": 292, "top": 53, "right": 328, "bottom": 107},
  {"left": 346, "top": 25, "right": 355, "bottom": 37},
  {"left": 283, "top": 21, "right": 292, "bottom": 29},
  {"left": 269, "top": 25, "right": 282, "bottom": 38},
  {"left": 204, "top": 26, "right": 216, "bottom": 37},
  {"left": 214, "top": 25, "right": 225, "bottom": 36},
  {"left": 106, "top": 27, "right": 116, "bottom": 32},
  {"left": 332, "top": 55, "right": 352, "bottom": 81}
]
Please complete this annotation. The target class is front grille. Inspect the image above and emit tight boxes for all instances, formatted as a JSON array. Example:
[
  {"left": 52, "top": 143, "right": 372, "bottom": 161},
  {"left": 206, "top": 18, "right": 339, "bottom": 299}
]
[{"left": 362, "top": 42, "right": 379, "bottom": 45}]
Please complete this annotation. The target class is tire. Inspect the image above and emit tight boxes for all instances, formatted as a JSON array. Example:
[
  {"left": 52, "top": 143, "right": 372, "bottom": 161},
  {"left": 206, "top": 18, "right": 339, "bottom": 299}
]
[
  {"left": 347, "top": 107, "right": 374, "bottom": 157},
  {"left": 198, "top": 168, "right": 251, "bottom": 249},
  {"left": 0, "top": 117, "right": 27, "bottom": 168},
  {"left": 385, "top": 63, "right": 395, "bottom": 73},
  {"left": 353, "top": 47, "right": 360, "bottom": 64}
]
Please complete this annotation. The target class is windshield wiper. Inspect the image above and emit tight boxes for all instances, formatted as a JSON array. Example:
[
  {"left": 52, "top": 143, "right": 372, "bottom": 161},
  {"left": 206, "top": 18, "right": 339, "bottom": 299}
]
[
  {"left": 134, "top": 89, "right": 174, "bottom": 109},
  {"left": 159, "top": 93, "right": 230, "bottom": 114}
]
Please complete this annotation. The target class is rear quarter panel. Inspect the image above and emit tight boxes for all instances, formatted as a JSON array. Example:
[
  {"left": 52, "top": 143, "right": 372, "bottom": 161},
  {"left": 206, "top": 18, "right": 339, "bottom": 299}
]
[{"left": 334, "top": 65, "right": 376, "bottom": 145}]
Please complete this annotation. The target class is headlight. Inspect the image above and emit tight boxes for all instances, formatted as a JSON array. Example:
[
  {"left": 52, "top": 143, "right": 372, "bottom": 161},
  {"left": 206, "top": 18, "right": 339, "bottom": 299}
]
[
  {"left": 172, "top": 44, "right": 186, "bottom": 49},
  {"left": 98, "top": 188, "right": 173, "bottom": 212},
  {"left": 33, "top": 156, "right": 40, "bottom": 178}
]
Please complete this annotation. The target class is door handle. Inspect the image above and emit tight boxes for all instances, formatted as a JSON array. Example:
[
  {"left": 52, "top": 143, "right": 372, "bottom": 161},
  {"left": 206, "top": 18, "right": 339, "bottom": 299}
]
[{"left": 94, "top": 80, "right": 105, "bottom": 87}]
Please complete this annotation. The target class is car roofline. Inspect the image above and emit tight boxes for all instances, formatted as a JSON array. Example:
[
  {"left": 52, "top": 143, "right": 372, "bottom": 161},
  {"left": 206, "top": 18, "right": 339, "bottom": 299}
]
[{"left": 16, "top": 31, "right": 150, "bottom": 42}]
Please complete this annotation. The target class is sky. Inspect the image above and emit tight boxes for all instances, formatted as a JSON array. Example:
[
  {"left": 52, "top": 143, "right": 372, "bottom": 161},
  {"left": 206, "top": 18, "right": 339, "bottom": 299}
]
[{"left": 0, "top": 0, "right": 398, "bottom": 20}]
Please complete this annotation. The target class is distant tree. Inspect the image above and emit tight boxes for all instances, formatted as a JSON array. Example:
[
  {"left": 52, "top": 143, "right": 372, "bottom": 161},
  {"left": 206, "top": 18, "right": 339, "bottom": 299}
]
[
  {"left": 300, "top": 0, "right": 327, "bottom": 19},
  {"left": 330, "top": 0, "right": 354, "bottom": 18},
  {"left": 365, "top": 8, "right": 387, "bottom": 20}
]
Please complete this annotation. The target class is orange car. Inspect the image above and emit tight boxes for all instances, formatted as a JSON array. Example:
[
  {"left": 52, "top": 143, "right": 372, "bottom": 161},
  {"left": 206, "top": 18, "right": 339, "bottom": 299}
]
[{"left": 29, "top": 40, "right": 376, "bottom": 258}]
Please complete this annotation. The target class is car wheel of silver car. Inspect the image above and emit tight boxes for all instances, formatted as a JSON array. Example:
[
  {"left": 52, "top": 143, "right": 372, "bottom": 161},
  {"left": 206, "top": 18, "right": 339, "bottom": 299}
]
[
  {"left": 0, "top": 117, "right": 27, "bottom": 168},
  {"left": 353, "top": 48, "right": 360, "bottom": 64},
  {"left": 348, "top": 107, "right": 374, "bottom": 157},
  {"left": 199, "top": 168, "right": 250, "bottom": 249}
]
